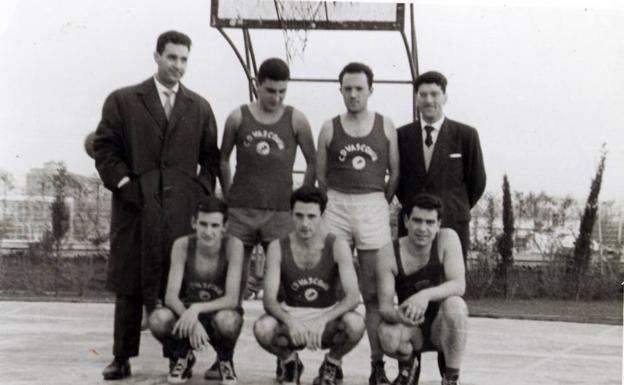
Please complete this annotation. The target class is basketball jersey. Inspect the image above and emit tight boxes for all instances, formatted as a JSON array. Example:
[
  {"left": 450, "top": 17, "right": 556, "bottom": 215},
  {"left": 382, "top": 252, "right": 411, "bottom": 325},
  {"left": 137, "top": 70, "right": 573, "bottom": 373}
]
[
  {"left": 393, "top": 237, "right": 444, "bottom": 305},
  {"left": 181, "top": 235, "right": 229, "bottom": 304},
  {"left": 280, "top": 234, "right": 339, "bottom": 308},
  {"left": 326, "top": 113, "right": 388, "bottom": 194},
  {"left": 228, "top": 105, "right": 297, "bottom": 211}
]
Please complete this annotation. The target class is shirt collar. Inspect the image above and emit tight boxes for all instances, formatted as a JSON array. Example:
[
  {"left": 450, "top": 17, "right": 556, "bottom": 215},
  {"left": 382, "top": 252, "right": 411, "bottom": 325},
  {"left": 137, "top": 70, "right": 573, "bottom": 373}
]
[
  {"left": 153, "top": 76, "right": 179, "bottom": 95},
  {"left": 419, "top": 115, "right": 445, "bottom": 132}
]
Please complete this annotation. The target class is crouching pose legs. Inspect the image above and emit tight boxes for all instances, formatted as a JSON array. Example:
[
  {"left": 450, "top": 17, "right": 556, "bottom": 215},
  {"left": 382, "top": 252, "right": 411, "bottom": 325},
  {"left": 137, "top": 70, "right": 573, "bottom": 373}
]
[
  {"left": 254, "top": 186, "right": 365, "bottom": 385},
  {"left": 149, "top": 198, "right": 245, "bottom": 384},
  {"left": 378, "top": 194, "right": 468, "bottom": 385}
]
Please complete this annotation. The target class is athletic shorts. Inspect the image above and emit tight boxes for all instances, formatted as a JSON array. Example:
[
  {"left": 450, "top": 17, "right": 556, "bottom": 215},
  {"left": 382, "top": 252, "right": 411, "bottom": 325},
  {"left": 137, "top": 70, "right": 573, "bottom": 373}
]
[
  {"left": 278, "top": 304, "right": 361, "bottom": 350},
  {"left": 227, "top": 207, "right": 292, "bottom": 246},
  {"left": 323, "top": 189, "right": 391, "bottom": 250}
]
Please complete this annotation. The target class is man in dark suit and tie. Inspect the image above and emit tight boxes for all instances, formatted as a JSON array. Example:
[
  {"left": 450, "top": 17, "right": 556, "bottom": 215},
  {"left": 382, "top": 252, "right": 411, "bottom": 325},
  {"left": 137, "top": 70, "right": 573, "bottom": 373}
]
[
  {"left": 396, "top": 71, "right": 486, "bottom": 262},
  {"left": 94, "top": 30, "right": 220, "bottom": 380}
]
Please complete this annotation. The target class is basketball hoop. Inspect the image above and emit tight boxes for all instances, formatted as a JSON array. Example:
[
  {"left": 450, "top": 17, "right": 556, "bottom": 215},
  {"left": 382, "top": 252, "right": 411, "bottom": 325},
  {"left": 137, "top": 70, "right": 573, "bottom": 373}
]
[
  {"left": 212, "top": 0, "right": 405, "bottom": 63},
  {"left": 211, "top": 0, "right": 416, "bottom": 109},
  {"left": 273, "top": 0, "right": 323, "bottom": 62}
]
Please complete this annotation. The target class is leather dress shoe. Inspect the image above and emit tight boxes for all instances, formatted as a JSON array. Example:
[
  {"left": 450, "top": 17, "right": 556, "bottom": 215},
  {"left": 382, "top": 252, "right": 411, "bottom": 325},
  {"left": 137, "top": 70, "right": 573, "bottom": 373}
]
[{"left": 102, "top": 358, "right": 131, "bottom": 380}]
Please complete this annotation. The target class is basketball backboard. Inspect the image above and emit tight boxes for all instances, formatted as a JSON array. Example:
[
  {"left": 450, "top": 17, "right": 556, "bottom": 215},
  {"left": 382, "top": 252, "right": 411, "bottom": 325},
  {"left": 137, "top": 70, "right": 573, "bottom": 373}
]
[{"left": 211, "top": 0, "right": 404, "bottom": 31}]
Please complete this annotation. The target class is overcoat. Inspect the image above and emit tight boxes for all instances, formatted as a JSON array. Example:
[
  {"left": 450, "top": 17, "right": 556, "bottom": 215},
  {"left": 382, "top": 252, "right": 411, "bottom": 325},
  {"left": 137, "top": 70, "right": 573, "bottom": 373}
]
[{"left": 94, "top": 78, "right": 219, "bottom": 302}]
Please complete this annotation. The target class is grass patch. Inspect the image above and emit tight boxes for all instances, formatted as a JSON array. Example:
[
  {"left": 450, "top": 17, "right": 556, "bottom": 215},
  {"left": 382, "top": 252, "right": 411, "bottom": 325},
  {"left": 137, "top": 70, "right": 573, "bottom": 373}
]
[{"left": 467, "top": 298, "right": 622, "bottom": 325}]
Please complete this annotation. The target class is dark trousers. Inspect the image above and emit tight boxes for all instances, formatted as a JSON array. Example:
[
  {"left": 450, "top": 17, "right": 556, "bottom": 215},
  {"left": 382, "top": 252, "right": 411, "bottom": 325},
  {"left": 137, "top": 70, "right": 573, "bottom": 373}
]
[
  {"left": 113, "top": 295, "right": 142, "bottom": 359},
  {"left": 398, "top": 214, "right": 470, "bottom": 263},
  {"left": 112, "top": 294, "right": 159, "bottom": 359}
]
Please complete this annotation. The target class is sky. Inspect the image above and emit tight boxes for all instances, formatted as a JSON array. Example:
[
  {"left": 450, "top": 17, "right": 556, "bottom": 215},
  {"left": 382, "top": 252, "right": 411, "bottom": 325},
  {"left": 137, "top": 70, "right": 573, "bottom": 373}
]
[{"left": 0, "top": 0, "right": 622, "bottom": 202}]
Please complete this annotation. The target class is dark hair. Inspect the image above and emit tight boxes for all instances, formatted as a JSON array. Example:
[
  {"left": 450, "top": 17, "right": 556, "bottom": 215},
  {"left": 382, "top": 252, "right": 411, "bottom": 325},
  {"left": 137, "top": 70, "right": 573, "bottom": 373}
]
[
  {"left": 194, "top": 197, "right": 228, "bottom": 222},
  {"left": 156, "top": 30, "right": 192, "bottom": 54},
  {"left": 339, "top": 62, "right": 374, "bottom": 88},
  {"left": 290, "top": 186, "right": 328, "bottom": 214},
  {"left": 413, "top": 71, "right": 447, "bottom": 93},
  {"left": 401, "top": 193, "right": 444, "bottom": 221},
  {"left": 257, "top": 58, "right": 290, "bottom": 83}
]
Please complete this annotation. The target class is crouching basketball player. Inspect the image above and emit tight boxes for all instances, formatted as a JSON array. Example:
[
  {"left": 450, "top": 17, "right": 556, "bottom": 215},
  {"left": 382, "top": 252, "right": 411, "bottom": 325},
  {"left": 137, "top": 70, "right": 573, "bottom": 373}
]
[
  {"left": 148, "top": 198, "right": 244, "bottom": 384},
  {"left": 254, "top": 186, "right": 365, "bottom": 385},
  {"left": 377, "top": 194, "right": 468, "bottom": 385}
]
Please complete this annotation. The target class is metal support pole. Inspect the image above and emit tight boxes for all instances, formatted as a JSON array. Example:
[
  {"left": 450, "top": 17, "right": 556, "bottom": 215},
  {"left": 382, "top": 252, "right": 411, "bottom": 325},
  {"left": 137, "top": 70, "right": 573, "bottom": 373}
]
[
  {"left": 410, "top": 3, "right": 420, "bottom": 121},
  {"left": 243, "top": 29, "right": 259, "bottom": 77},
  {"left": 243, "top": 28, "right": 254, "bottom": 102},
  {"left": 290, "top": 77, "right": 411, "bottom": 85},
  {"left": 216, "top": 27, "right": 257, "bottom": 99}
]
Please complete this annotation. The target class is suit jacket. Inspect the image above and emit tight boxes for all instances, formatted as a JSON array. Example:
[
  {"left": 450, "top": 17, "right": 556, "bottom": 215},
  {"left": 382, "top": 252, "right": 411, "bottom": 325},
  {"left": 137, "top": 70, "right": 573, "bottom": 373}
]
[
  {"left": 396, "top": 118, "right": 486, "bottom": 225},
  {"left": 94, "top": 78, "right": 219, "bottom": 299}
]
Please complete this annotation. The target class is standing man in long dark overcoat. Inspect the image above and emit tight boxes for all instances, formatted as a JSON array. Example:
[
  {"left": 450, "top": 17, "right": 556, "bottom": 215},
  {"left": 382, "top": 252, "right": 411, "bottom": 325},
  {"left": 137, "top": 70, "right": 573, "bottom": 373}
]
[{"left": 94, "top": 30, "right": 220, "bottom": 380}]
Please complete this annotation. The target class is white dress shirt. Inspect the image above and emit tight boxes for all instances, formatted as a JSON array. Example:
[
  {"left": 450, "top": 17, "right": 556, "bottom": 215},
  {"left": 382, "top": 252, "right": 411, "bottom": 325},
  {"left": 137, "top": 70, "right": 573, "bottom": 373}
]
[{"left": 153, "top": 76, "right": 179, "bottom": 109}]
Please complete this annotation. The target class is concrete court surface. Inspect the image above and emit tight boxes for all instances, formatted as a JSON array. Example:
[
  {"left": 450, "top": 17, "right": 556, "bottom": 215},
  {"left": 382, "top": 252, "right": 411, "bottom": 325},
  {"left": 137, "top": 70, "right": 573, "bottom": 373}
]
[{"left": 0, "top": 301, "right": 621, "bottom": 385}]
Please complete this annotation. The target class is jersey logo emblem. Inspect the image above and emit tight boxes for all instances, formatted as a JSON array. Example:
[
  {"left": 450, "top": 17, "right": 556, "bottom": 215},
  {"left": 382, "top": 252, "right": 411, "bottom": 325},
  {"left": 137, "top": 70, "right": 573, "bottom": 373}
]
[
  {"left": 304, "top": 288, "right": 319, "bottom": 302},
  {"left": 198, "top": 290, "right": 214, "bottom": 301},
  {"left": 352, "top": 155, "right": 366, "bottom": 170},
  {"left": 256, "top": 141, "right": 271, "bottom": 156}
]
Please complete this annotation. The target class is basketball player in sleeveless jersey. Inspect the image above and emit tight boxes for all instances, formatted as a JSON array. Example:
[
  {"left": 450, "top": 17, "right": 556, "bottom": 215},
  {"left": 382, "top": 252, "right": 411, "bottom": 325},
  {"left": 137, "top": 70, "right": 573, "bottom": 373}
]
[
  {"left": 254, "top": 186, "right": 365, "bottom": 385},
  {"left": 377, "top": 194, "right": 468, "bottom": 385},
  {"left": 219, "top": 57, "right": 316, "bottom": 302},
  {"left": 148, "top": 198, "right": 244, "bottom": 384},
  {"left": 316, "top": 62, "right": 400, "bottom": 385}
]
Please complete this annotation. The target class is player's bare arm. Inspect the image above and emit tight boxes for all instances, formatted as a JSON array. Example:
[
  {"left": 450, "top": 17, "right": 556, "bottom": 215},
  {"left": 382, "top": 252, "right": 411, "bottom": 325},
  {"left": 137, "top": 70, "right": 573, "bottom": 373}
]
[
  {"left": 219, "top": 108, "right": 242, "bottom": 197},
  {"left": 164, "top": 237, "right": 190, "bottom": 317},
  {"left": 314, "top": 237, "right": 360, "bottom": 324},
  {"left": 315, "top": 120, "right": 333, "bottom": 192},
  {"left": 401, "top": 229, "right": 465, "bottom": 323},
  {"left": 165, "top": 238, "right": 200, "bottom": 338},
  {"left": 384, "top": 116, "right": 399, "bottom": 203},
  {"left": 292, "top": 108, "right": 316, "bottom": 186},
  {"left": 376, "top": 248, "right": 416, "bottom": 326}
]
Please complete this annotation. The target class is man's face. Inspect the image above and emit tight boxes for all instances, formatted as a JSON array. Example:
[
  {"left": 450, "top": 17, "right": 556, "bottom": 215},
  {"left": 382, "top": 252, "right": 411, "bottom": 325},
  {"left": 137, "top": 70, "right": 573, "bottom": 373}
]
[
  {"left": 257, "top": 79, "right": 288, "bottom": 112},
  {"left": 404, "top": 207, "right": 441, "bottom": 247},
  {"left": 154, "top": 43, "right": 189, "bottom": 87},
  {"left": 192, "top": 212, "right": 225, "bottom": 248},
  {"left": 292, "top": 201, "right": 322, "bottom": 240},
  {"left": 340, "top": 72, "right": 372, "bottom": 113},
  {"left": 415, "top": 83, "right": 447, "bottom": 123}
]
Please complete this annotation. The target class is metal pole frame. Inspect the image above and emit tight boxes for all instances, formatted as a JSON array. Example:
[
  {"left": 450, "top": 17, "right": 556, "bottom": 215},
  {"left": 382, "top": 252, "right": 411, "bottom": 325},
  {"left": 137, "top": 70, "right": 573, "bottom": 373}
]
[{"left": 215, "top": 3, "right": 419, "bottom": 116}]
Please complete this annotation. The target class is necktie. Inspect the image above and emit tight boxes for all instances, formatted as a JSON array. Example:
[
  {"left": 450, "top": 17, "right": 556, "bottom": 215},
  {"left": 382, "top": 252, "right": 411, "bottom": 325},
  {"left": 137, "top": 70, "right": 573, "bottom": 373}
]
[
  {"left": 163, "top": 90, "right": 173, "bottom": 120},
  {"left": 424, "top": 125, "right": 434, "bottom": 147}
]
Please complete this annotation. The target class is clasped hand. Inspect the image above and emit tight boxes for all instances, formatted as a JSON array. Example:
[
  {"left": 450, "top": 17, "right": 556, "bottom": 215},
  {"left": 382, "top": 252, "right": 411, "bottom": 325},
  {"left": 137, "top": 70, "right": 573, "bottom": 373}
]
[
  {"left": 172, "top": 306, "right": 210, "bottom": 350},
  {"left": 399, "top": 292, "right": 430, "bottom": 326},
  {"left": 287, "top": 316, "right": 327, "bottom": 351}
]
